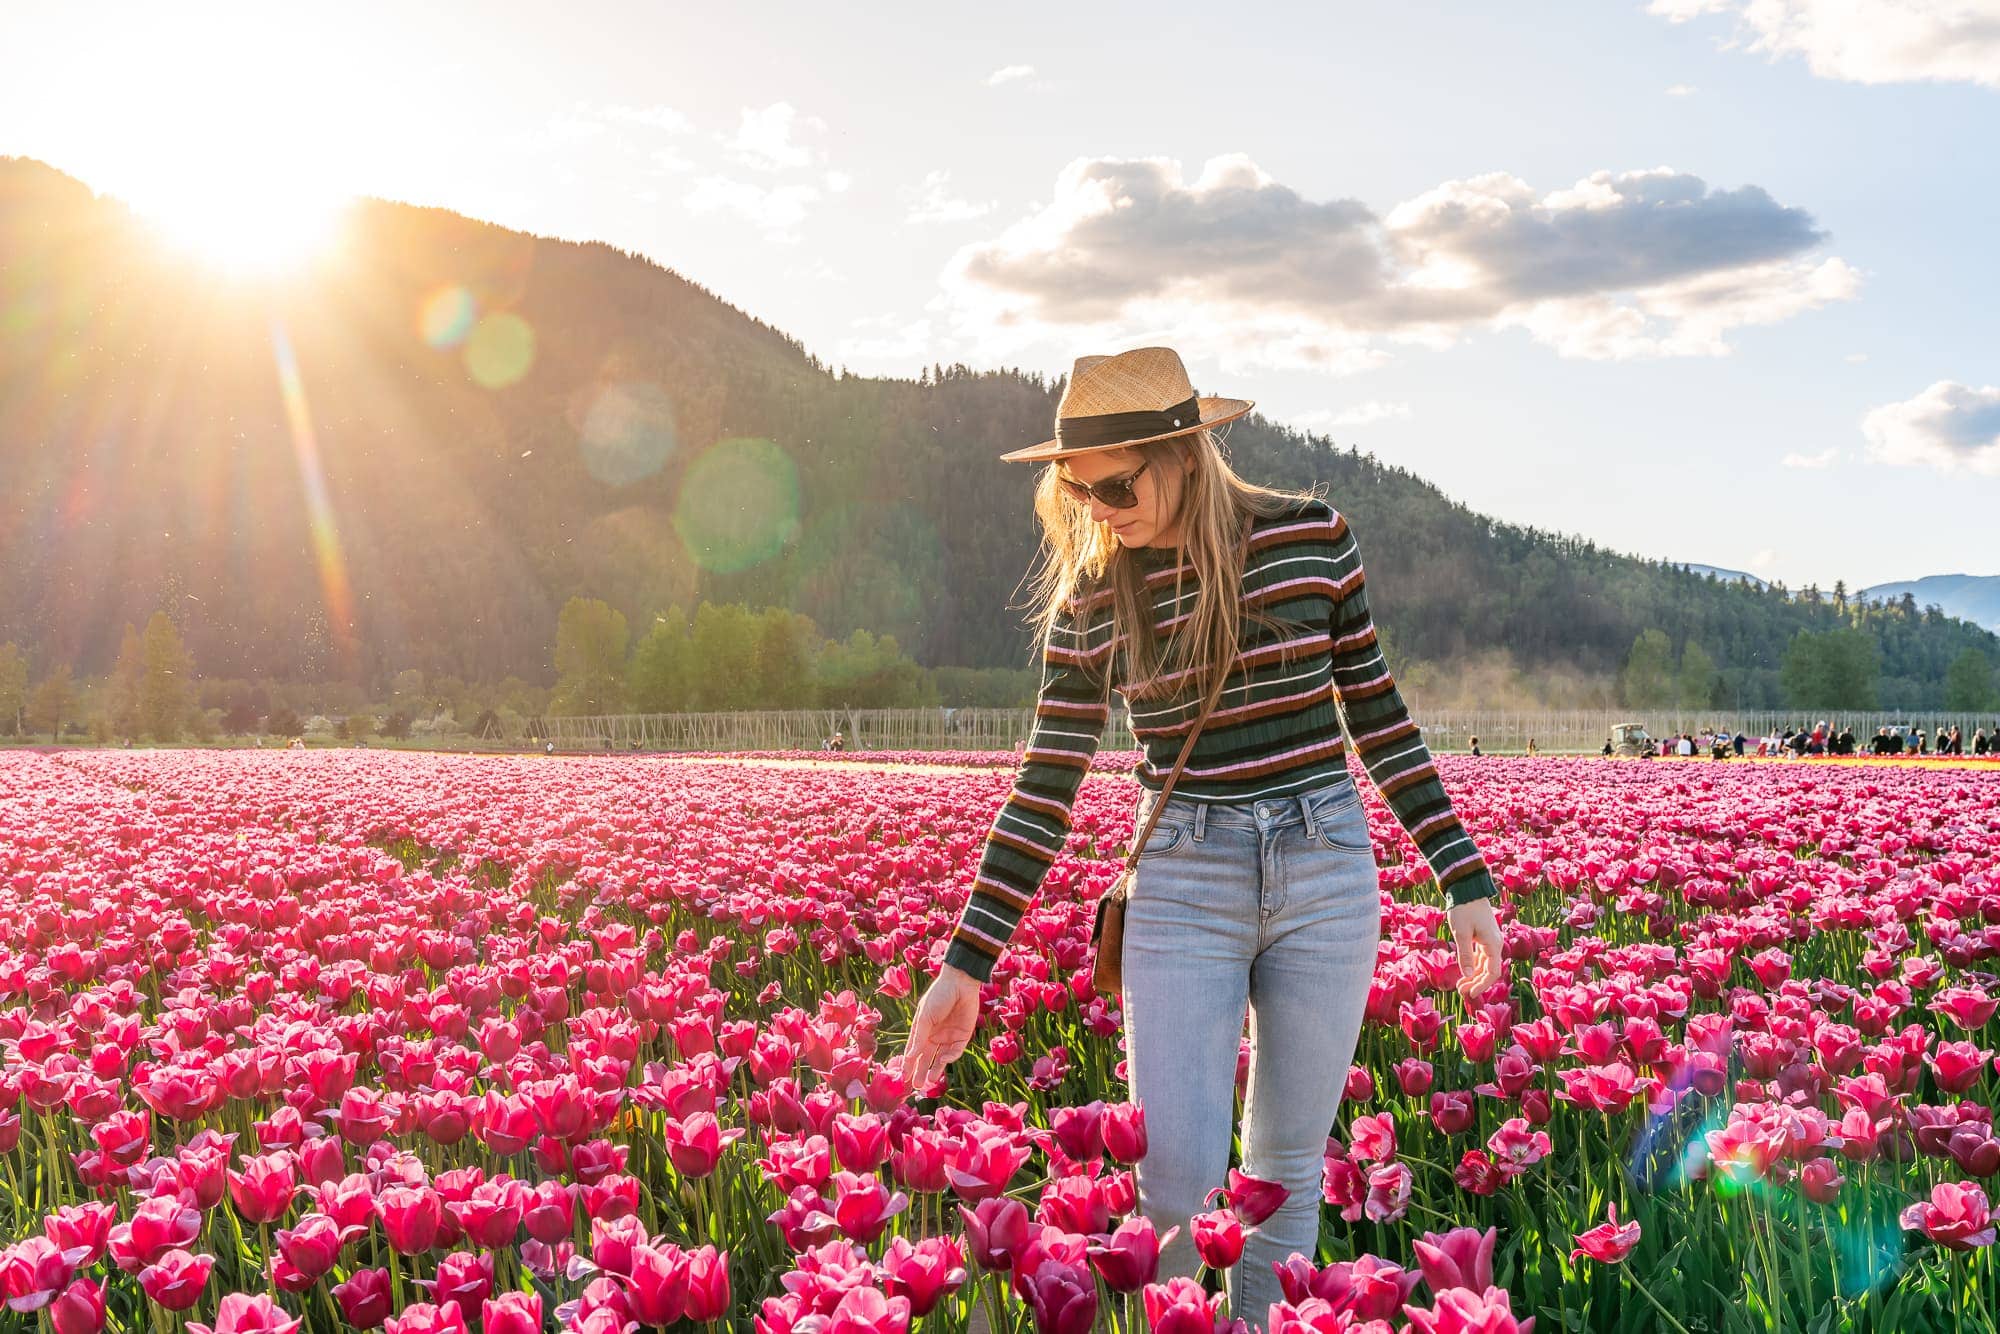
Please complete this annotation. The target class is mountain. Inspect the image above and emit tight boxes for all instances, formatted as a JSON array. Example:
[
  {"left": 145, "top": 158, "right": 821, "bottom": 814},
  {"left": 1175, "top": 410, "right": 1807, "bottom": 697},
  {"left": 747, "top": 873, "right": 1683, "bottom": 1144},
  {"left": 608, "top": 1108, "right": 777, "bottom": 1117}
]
[
  {"left": 1861, "top": 575, "right": 2000, "bottom": 633},
  {"left": 1680, "top": 564, "right": 1769, "bottom": 590},
  {"left": 3, "top": 156, "right": 1996, "bottom": 709}
]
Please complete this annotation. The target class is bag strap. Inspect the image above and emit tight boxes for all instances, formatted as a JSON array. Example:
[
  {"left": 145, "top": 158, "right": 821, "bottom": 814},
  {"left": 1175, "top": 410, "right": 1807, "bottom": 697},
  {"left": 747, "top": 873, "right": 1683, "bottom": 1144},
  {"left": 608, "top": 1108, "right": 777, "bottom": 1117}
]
[{"left": 1123, "top": 514, "right": 1253, "bottom": 870}]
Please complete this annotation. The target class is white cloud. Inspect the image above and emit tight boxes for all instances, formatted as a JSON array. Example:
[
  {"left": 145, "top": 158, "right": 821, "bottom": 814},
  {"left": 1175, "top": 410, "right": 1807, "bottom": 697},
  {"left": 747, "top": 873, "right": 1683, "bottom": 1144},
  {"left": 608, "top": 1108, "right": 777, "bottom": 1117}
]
[
  {"left": 823, "top": 170, "right": 853, "bottom": 194},
  {"left": 1666, "top": 83, "right": 1700, "bottom": 96},
  {"left": 684, "top": 176, "right": 821, "bottom": 239},
  {"left": 904, "top": 169, "right": 996, "bottom": 225},
  {"left": 987, "top": 64, "right": 1036, "bottom": 86},
  {"left": 1290, "top": 401, "right": 1414, "bottom": 431},
  {"left": 939, "top": 154, "right": 1858, "bottom": 370},
  {"left": 1845, "top": 351, "right": 1869, "bottom": 362},
  {"left": 651, "top": 147, "right": 694, "bottom": 173},
  {"left": 1646, "top": 0, "right": 2000, "bottom": 89},
  {"left": 1862, "top": 381, "right": 2000, "bottom": 475},
  {"left": 1750, "top": 548, "right": 1778, "bottom": 569},
  {"left": 839, "top": 313, "right": 937, "bottom": 364},
  {"left": 1781, "top": 446, "right": 1838, "bottom": 467},
  {"left": 725, "top": 102, "right": 825, "bottom": 170}
]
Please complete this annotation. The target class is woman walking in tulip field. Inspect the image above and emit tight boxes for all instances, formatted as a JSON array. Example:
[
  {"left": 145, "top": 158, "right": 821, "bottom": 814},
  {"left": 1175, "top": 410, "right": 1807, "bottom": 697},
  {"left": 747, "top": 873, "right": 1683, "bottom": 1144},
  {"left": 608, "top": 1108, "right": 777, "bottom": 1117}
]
[{"left": 898, "top": 346, "right": 1508, "bottom": 1324}]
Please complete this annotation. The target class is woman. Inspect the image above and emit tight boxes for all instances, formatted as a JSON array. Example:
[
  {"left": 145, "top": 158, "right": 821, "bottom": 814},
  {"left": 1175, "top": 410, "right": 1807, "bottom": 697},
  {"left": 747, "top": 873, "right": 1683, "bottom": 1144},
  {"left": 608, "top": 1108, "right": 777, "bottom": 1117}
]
[{"left": 895, "top": 347, "right": 1507, "bottom": 1323}]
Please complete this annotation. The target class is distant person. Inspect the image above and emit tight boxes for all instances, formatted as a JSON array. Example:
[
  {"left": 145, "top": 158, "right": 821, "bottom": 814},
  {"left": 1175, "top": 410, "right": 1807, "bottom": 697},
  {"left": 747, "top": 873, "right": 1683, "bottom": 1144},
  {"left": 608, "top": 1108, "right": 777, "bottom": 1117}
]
[
  {"left": 1975, "top": 728, "right": 1989, "bottom": 756},
  {"left": 828, "top": 731, "right": 846, "bottom": 753},
  {"left": 1733, "top": 732, "right": 1746, "bottom": 756},
  {"left": 1948, "top": 725, "right": 1963, "bottom": 755},
  {"left": 1602, "top": 737, "right": 1614, "bottom": 757},
  {"left": 1677, "top": 734, "right": 1693, "bottom": 757},
  {"left": 1525, "top": 737, "right": 1538, "bottom": 756},
  {"left": 1790, "top": 729, "right": 1810, "bottom": 757},
  {"left": 1870, "top": 727, "right": 1890, "bottom": 755},
  {"left": 545, "top": 740, "right": 556, "bottom": 755},
  {"left": 1837, "top": 726, "right": 1854, "bottom": 756},
  {"left": 1469, "top": 736, "right": 1483, "bottom": 757}
]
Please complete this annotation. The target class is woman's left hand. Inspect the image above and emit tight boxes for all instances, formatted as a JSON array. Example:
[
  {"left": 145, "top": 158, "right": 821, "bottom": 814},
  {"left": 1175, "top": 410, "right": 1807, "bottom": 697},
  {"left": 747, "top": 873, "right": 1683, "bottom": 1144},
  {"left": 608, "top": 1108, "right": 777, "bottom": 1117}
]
[{"left": 1447, "top": 896, "right": 1507, "bottom": 1001}]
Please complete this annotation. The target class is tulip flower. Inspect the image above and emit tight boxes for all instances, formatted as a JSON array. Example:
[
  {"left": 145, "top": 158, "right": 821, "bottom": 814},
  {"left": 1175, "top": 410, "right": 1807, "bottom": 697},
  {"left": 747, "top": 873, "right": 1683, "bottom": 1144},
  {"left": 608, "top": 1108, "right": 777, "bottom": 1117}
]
[
  {"left": 48, "top": 1278, "right": 105, "bottom": 1334},
  {"left": 821, "top": 1287, "right": 911, "bottom": 1334},
  {"left": 1, "top": 1237, "right": 91, "bottom": 1314},
  {"left": 1901, "top": 1181, "right": 1998, "bottom": 1251},
  {"left": 880, "top": 1234, "right": 968, "bottom": 1316},
  {"left": 1102, "top": 1101, "right": 1149, "bottom": 1165},
  {"left": 378, "top": 1184, "right": 444, "bottom": 1254},
  {"left": 384, "top": 1301, "right": 468, "bottom": 1334},
  {"left": 1570, "top": 1200, "right": 1642, "bottom": 1264},
  {"left": 1190, "top": 1209, "right": 1245, "bottom": 1269},
  {"left": 958, "top": 1195, "right": 1031, "bottom": 1271},
  {"left": 622, "top": 1240, "right": 690, "bottom": 1326},
  {"left": 185, "top": 1293, "right": 303, "bottom": 1334},
  {"left": 1141, "top": 1276, "right": 1224, "bottom": 1334},
  {"left": 333, "top": 1268, "right": 392, "bottom": 1330},
  {"left": 946, "top": 1124, "right": 1032, "bottom": 1201},
  {"left": 43, "top": 1204, "right": 114, "bottom": 1268},
  {"left": 829, "top": 1169, "right": 911, "bottom": 1243},
  {"left": 137, "top": 1248, "right": 214, "bottom": 1311},
  {"left": 228, "top": 1151, "right": 298, "bottom": 1225},
  {"left": 1087, "top": 1217, "right": 1179, "bottom": 1293},
  {"left": 107, "top": 1196, "right": 202, "bottom": 1272},
  {"left": 662, "top": 1110, "right": 745, "bottom": 1178},
  {"left": 684, "top": 1244, "right": 732, "bottom": 1322},
  {"left": 1403, "top": 1285, "right": 1535, "bottom": 1334}
]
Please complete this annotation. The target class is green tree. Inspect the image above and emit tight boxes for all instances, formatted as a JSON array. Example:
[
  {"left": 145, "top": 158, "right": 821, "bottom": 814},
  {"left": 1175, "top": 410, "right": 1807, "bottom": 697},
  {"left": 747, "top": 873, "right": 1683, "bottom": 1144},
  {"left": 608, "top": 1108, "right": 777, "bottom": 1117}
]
[
  {"left": 1781, "top": 627, "right": 1880, "bottom": 709},
  {"left": 628, "top": 606, "right": 693, "bottom": 713},
  {"left": 140, "top": 612, "right": 194, "bottom": 740},
  {"left": 109, "top": 624, "right": 145, "bottom": 737},
  {"left": 817, "top": 629, "right": 935, "bottom": 708},
  {"left": 1619, "top": 629, "right": 1674, "bottom": 708},
  {"left": 752, "top": 608, "right": 818, "bottom": 708},
  {"left": 687, "top": 602, "right": 761, "bottom": 711},
  {"left": 1945, "top": 647, "right": 1998, "bottom": 711},
  {"left": 552, "top": 597, "right": 629, "bottom": 715},
  {"left": 26, "top": 666, "right": 75, "bottom": 742},
  {"left": 1676, "top": 642, "right": 1717, "bottom": 711},
  {"left": 0, "top": 642, "right": 26, "bottom": 735}
]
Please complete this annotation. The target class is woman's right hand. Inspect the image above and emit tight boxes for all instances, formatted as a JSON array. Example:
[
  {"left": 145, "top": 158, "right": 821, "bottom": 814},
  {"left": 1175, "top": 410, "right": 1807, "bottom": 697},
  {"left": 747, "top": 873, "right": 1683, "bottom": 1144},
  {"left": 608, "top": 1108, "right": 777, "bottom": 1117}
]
[{"left": 896, "top": 964, "right": 984, "bottom": 1092}]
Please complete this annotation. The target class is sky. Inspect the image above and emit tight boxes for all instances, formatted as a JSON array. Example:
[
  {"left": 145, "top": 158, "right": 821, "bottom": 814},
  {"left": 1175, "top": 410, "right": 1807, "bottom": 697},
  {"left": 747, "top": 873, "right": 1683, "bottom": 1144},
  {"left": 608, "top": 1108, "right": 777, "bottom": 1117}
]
[{"left": 4, "top": 0, "right": 1996, "bottom": 594}]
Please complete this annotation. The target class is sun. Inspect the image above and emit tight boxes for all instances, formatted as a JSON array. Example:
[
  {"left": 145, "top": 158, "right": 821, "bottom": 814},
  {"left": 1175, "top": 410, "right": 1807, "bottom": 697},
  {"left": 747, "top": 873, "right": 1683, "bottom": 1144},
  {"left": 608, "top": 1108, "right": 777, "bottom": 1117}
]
[{"left": 132, "top": 177, "right": 351, "bottom": 278}]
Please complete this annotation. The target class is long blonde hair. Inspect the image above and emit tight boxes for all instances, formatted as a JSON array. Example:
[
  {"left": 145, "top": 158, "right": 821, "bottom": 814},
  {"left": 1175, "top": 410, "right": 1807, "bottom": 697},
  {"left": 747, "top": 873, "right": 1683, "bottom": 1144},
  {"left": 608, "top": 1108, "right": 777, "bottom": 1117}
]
[{"left": 1016, "top": 426, "right": 1328, "bottom": 704}]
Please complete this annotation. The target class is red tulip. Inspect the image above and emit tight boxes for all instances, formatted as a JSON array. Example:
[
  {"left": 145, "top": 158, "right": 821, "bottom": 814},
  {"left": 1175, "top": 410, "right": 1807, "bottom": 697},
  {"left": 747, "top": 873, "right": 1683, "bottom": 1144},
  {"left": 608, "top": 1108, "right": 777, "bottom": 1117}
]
[
  {"left": 1930, "top": 988, "right": 1999, "bottom": 1033},
  {"left": 946, "top": 1124, "right": 1031, "bottom": 1201},
  {"left": 1047, "top": 1100, "right": 1107, "bottom": 1164},
  {"left": 1429, "top": 1091, "right": 1476, "bottom": 1135},
  {"left": 43, "top": 1204, "right": 113, "bottom": 1268},
  {"left": 1569, "top": 1200, "right": 1641, "bottom": 1264},
  {"left": 1800, "top": 1158, "right": 1845, "bottom": 1205},
  {"left": 418, "top": 1251, "right": 492, "bottom": 1320},
  {"left": 831, "top": 1112, "right": 891, "bottom": 1174},
  {"left": 1, "top": 1236, "right": 91, "bottom": 1314},
  {"left": 107, "top": 1196, "right": 202, "bottom": 1272}
]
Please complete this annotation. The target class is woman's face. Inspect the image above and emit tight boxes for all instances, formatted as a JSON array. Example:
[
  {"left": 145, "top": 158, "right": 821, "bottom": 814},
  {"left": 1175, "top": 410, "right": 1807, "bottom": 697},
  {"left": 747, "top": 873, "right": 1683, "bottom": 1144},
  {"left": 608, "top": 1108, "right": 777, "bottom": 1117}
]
[{"left": 1058, "top": 446, "right": 1193, "bottom": 549}]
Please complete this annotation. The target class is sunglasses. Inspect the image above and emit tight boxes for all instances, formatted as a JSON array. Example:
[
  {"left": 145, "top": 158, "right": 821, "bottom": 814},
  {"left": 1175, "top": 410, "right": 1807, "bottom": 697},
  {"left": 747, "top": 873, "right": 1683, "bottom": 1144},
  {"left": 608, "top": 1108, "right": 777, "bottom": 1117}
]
[{"left": 1056, "top": 459, "right": 1149, "bottom": 510}]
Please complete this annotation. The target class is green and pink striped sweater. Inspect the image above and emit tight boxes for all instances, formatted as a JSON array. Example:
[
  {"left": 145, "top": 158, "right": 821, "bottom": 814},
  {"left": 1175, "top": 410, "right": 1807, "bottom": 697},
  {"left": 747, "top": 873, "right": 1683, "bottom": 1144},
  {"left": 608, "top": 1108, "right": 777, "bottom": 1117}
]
[{"left": 943, "top": 495, "right": 1499, "bottom": 983}]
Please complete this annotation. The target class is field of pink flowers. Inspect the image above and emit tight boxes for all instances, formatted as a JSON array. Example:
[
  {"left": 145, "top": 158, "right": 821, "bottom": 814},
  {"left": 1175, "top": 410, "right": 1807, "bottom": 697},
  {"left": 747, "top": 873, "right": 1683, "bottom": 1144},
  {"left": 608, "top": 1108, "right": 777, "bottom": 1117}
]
[{"left": 3, "top": 749, "right": 1999, "bottom": 1334}]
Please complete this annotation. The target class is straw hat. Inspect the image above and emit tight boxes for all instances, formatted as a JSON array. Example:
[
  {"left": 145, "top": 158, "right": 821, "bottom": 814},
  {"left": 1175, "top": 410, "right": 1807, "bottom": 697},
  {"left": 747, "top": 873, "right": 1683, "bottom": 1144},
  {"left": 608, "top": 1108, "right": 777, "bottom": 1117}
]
[{"left": 999, "top": 346, "right": 1254, "bottom": 463}]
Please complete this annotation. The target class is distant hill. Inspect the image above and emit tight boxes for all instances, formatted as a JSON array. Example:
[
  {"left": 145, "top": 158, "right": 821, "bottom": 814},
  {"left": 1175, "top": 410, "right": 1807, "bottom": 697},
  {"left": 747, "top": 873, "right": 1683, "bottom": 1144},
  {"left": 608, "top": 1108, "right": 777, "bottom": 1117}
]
[
  {"left": 1681, "top": 564, "right": 1770, "bottom": 590},
  {"left": 2, "top": 155, "right": 1995, "bottom": 708},
  {"left": 1861, "top": 575, "right": 2000, "bottom": 634}
]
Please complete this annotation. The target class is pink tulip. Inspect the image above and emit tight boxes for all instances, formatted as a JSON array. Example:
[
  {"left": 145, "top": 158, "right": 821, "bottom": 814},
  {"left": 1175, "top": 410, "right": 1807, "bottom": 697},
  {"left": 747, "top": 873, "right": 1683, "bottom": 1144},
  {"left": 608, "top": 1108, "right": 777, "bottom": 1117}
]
[
  {"left": 1930, "top": 988, "right": 1999, "bottom": 1032},
  {"left": 1403, "top": 1285, "right": 1536, "bottom": 1334},
  {"left": 481, "top": 1292, "right": 543, "bottom": 1334},
  {"left": 662, "top": 1110, "right": 745, "bottom": 1178},
  {"left": 1, "top": 1237, "right": 90, "bottom": 1314},
  {"left": 878, "top": 1235, "right": 968, "bottom": 1316},
  {"left": 1901, "top": 1181, "right": 1998, "bottom": 1251},
  {"left": 958, "top": 1195, "right": 1032, "bottom": 1271},
  {"left": 228, "top": 1151, "right": 298, "bottom": 1225},
  {"left": 378, "top": 1184, "right": 444, "bottom": 1254},
  {"left": 384, "top": 1301, "right": 468, "bottom": 1334},
  {"left": 332, "top": 1268, "right": 392, "bottom": 1330},
  {"left": 185, "top": 1293, "right": 303, "bottom": 1334},
  {"left": 947, "top": 1124, "right": 1032, "bottom": 1201},
  {"left": 1103, "top": 1101, "right": 1149, "bottom": 1165},
  {"left": 1086, "top": 1217, "right": 1179, "bottom": 1293},
  {"left": 1019, "top": 1252, "right": 1097, "bottom": 1334},
  {"left": 822, "top": 1287, "right": 912, "bottom": 1334},
  {"left": 48, "top": 1278, "right": 106, "bottom": 1334},
  {"left": 830, "top": 1169, "right": 911, "bottom": 1243},
  {"left": 43, "top": 1203, "right": 115, "bottom": 1267},
  {"left": 1190, "top": 1209, "right": 1245, "bottom": 1268},
  {"left": 1570, "top": 1200, "right": 1642, "bottom": 1264},
  {"left": 623, "top": 1240, "right": 690, "bottom": 1326},
  {"left": 107, "top": 1196, "right": 202, "bottom": 1272},
  {"left": 137, "top": 1248, "right": 214, "bottom": 1311},
  {"left": 1413, "top": 1224, "right": 1499, "bottom": 1296},
  {"left": 1140, "top": 1276, "right": 1224, "bottom": 1334}
]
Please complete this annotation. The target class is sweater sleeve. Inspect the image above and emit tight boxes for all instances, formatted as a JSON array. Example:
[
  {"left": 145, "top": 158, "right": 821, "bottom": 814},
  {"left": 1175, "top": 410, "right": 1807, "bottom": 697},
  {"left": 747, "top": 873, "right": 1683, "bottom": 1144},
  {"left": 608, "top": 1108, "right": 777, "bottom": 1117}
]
[
  {"left": 943, "top": 598, "right": 1111, "bottom": 983},
  {"left": 1322, "top": 510, "right": 1499, "bottom": 908}
]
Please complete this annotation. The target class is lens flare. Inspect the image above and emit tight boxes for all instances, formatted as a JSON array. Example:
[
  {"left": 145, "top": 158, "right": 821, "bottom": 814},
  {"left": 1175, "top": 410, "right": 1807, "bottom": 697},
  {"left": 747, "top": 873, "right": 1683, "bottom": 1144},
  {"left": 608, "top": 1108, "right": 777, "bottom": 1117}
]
[
  {"left": 419, "top": 286, "right": 477, "bottom": 349},
  {"left": 464, "top": 311, "right": 535, "bottom": 388},
  {"left": 269, "top": 318, "right": 357, "bottom": 675},
  {"left": 579, "top": 381, "right": 680, "bottom": 485},
  {"left": 672, "top": 437, "right": 800, "bottom": 573}
]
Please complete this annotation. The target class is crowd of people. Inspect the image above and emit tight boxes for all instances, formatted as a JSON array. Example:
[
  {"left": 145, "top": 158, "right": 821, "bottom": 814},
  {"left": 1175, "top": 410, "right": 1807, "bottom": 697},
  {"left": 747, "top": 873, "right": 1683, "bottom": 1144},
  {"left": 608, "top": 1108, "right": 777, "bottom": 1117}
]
[{"left": 1647, "top": 721, "right": 1992, "bottom": 758}]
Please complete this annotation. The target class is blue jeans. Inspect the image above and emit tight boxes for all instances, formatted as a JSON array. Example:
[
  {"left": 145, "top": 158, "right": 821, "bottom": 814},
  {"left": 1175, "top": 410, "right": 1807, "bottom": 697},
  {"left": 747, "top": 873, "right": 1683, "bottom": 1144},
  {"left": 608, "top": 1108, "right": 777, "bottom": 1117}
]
[{"left": 1120, "top": 773, "right": 1383, "bottom": 1330}]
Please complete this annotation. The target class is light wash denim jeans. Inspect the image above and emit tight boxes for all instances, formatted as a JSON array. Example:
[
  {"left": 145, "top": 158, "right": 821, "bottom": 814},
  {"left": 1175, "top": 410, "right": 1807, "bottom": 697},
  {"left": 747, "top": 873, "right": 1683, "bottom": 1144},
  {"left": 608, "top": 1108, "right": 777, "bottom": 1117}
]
[{"left": 1121, "top": 772, "right": 1383, "bottom": 1330}]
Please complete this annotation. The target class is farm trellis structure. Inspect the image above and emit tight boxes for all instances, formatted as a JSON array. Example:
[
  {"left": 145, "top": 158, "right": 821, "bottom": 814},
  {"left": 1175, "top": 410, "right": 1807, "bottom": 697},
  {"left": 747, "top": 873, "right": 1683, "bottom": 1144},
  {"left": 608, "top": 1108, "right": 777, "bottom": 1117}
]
[{"left": 523, "top": 707, "right": 1998, "bottom": 755}]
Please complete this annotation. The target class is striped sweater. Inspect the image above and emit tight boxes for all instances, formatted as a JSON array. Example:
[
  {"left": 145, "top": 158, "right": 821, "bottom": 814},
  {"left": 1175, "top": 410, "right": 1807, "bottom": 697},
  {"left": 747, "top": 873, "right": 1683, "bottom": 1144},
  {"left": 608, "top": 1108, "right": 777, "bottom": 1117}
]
[{"left": 943, "top": 496, "right": 1499, "bottom": 984}]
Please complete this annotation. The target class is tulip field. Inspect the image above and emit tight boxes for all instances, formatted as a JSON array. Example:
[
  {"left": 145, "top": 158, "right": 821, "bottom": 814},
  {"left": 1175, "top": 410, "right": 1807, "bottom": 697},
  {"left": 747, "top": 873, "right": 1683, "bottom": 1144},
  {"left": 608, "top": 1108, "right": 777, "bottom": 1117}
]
[{"left": 5, "top": 749, "right": 2000, "bottom": 1334}]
